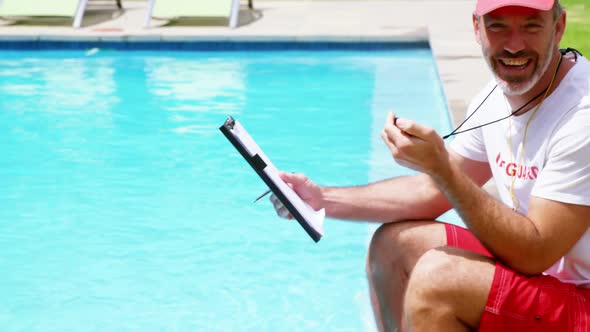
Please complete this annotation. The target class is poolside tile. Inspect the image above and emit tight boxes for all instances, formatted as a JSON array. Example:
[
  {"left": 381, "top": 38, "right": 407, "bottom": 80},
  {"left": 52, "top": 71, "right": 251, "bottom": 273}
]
[
  {"left": 38, "top": 34, "right": 101, "bottom": 42},
  {"left": 0, "top": 34, "right": 38, "bottom": 41},
  {"left": 126, "top": 35, "right": 163, "bottom": 42}
]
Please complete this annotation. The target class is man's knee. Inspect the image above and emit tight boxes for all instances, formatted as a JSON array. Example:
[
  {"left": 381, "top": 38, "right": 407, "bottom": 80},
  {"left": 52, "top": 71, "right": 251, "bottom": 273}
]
[
  {"left": 366, "top": 221, "right": 446, "bottom": 278},
  {"left": 407, "top": 248, "right": 457, "bottom": 294},
  {"left": 404, "top": 248, "right": 457, "bottom": 314},
  {"left": 405, "top": 247, "right": 490, "bottom": 306},
  {"left": 405, "top": 247, "right": 495, "bottom": 329}
]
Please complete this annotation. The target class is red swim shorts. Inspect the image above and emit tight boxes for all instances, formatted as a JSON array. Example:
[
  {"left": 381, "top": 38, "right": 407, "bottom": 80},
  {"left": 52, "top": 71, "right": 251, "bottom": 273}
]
[{"left": 444, "top": 223, "right": 590, "bottom": 331}]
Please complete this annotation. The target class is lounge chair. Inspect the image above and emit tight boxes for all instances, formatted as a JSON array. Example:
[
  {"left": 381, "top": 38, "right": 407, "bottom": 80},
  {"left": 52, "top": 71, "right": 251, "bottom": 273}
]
[
  {"left": 0, "top": 0, "right": 122, "bottom": 28},
  {"left": 144, "top": 0, "right": 243, "bottom": 29}
]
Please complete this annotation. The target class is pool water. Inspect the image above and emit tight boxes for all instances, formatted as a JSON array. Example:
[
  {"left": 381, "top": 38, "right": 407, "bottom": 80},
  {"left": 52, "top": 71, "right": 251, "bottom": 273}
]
[{"left": 0, "top": 48, "right": 455, "bottom": 331}]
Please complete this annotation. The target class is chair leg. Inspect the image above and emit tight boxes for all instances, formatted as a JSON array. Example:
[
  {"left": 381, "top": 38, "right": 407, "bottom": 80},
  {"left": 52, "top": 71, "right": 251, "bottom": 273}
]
[
  {"left": 145, "top": 0, "right": 156, "bottom": 28},
  {"left": 116, "top": 0, "right": 122, "bottom": 9},
  {"left": 248, "top": 0, "right": 253, "bottom": 9},
  {"left": 73, "top": 0, "right": 89, "bottom": 28},
  {"left": 229, "top": 0, "right": 240, "bottom": 28}
]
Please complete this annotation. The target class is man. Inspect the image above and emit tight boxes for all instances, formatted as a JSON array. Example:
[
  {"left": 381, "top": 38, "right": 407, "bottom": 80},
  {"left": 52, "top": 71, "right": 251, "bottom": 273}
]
[{"left": 270, "top": 0, "right": 590, "bottom": 331}]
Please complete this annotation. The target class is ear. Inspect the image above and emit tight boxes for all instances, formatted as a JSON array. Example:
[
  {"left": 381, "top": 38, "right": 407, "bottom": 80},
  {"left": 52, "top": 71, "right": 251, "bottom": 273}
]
[
  {"left": 554, "top": 10, "right": 567, "bottom": 46},
  {"left": 473, "top": 14, "right": 482, "bottom": 45}
]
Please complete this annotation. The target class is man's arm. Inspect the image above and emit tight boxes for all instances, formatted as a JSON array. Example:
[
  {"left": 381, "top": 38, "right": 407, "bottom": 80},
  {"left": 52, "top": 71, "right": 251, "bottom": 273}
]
[
  {"left": 434, "top": 160, "right": 590, "bottom": 275},
  {"left": 320, "top": 150, "right": 492, "bottom": 223},
  {"left": 386, "top": 115, "right": 590, "bottom": 275}
]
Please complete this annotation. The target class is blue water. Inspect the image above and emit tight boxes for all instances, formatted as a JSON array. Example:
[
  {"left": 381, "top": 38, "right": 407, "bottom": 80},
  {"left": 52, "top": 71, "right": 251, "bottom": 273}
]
[{"left": 0, "top": 48, "right": 454, "bottom": 331}]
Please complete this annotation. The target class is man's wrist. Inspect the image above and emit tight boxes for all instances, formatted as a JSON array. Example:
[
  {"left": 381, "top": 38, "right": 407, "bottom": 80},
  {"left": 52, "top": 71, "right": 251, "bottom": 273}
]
[
  {"left": 319, "top": 185, "right": 357, "bottom": 219},
  {"left": 428, "top": 151, "right": 455, "bottom": 187}
]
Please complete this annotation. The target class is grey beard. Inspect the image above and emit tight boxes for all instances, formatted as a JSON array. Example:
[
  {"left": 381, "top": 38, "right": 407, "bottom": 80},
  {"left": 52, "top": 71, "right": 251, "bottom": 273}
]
[{"left": 494, "top": 38, "right": 556, "bottom": 96}]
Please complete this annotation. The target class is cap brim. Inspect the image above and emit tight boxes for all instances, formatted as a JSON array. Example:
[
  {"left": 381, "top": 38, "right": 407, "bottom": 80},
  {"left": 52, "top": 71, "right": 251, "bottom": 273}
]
[{"left": 475, "top": 0, "right": 554, "bottom": 15}]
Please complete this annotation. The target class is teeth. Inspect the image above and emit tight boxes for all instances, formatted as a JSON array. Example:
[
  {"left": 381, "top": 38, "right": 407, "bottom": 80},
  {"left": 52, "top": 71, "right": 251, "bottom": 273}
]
[{"left": 502, "top": 59, "right": 528, "bottom": 66}]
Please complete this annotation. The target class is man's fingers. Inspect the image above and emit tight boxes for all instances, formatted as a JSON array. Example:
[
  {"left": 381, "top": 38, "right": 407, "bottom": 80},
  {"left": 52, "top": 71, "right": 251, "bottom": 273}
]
[
  {"left": 270, "top": 194, "right": 293, "bottom": 220},
  {"left": 394, "top": 117, "right": 436, "bottom": 140},
  {"left": 386, "top": 111, "right": 396, "bottom": 128},
  {"left": 383, "top": 112, "right": 412, "bottom": 148},
  {"left": 277, "top": 205, "right": 292, "bottom": 219},
  {"left": 381, "top": 130, "right": 400, "bottom": 157},
  {"left": 278, "top": 171, "right": 308, "bottom": 186}
]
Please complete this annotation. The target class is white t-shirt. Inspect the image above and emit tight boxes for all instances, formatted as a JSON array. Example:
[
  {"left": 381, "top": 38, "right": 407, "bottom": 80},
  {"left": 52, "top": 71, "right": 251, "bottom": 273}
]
[{"left": 450, "top": 55, "right": 590, "bottom": 287}]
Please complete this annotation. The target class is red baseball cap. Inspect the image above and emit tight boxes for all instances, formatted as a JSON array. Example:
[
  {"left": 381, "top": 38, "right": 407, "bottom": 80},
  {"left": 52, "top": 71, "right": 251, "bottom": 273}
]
[{"left": 475, "top": 0, "right": 555, "bottom": 15}]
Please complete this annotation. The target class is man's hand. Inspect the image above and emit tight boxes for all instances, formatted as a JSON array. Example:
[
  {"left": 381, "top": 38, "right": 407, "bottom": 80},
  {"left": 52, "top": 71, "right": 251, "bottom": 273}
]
[
  {"left": 270, "top": 172, "right": 324, "bottom": 220},
  {"left": 381, "top": 112, "right": 451, "bottom": 178}
]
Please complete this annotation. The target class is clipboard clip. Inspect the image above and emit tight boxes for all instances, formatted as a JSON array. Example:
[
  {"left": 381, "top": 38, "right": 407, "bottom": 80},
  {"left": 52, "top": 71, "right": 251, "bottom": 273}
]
[{"left": 224, "top": 116, "right": 236, "bottom": 130}]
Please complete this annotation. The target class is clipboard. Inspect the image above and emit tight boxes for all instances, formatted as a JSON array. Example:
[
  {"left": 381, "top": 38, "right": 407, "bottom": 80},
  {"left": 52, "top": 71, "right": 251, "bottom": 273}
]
[{"left": 219, "top": 116, "right": 325, "bottom": 242}]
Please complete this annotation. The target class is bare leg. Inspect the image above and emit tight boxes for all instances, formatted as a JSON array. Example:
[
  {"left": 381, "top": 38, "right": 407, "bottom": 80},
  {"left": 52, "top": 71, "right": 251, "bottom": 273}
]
[
  {"left": 368, "top": 278, "right": 386, "bottom": 332},
  {"left": 404, "top": 247, "right": 495, "bottom": 331},
  {"left": 366, "top": 221, "right": 447, "bottom": 331}
]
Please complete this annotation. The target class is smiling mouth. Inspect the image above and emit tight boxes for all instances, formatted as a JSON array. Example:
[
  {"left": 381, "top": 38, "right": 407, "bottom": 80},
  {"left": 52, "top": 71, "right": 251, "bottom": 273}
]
[{"left": 498, "top": 58, "right": 532, "bottom": 71}]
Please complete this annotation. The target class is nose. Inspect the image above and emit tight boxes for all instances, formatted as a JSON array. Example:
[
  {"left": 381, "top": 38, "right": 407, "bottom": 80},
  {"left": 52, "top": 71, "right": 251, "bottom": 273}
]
[{"left": 504, "top": 29, "right": 526, "bottom": 55}]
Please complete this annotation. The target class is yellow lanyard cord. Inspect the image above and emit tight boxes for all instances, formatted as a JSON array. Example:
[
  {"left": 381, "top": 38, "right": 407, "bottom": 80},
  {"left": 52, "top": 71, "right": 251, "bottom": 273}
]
[{"left": 508, "top": 52, "right": 563, "bottom": 211}]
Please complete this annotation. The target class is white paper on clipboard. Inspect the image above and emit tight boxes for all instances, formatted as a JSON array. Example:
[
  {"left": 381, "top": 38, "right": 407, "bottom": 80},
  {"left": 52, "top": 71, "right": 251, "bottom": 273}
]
[{"left": 220, "top": 116, "right": 325, "bottom": 242}]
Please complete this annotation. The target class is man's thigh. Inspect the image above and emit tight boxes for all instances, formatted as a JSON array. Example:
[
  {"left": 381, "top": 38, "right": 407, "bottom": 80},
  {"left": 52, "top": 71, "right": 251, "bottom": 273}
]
[
  {"left": 479, "top": 263, "right": 590, "bottom": 331},
  {"left": 443, "top": 223, "right": 590, "bottom": 331},
  {"left": 444, "top": 222, "right": 492, "bottom": 257}
]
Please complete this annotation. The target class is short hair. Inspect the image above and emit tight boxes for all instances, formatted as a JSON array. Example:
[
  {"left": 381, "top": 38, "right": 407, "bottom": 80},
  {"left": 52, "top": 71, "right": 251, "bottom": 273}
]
[{"left": 552, "top": 0, "right": 563, "bottom": 21}]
